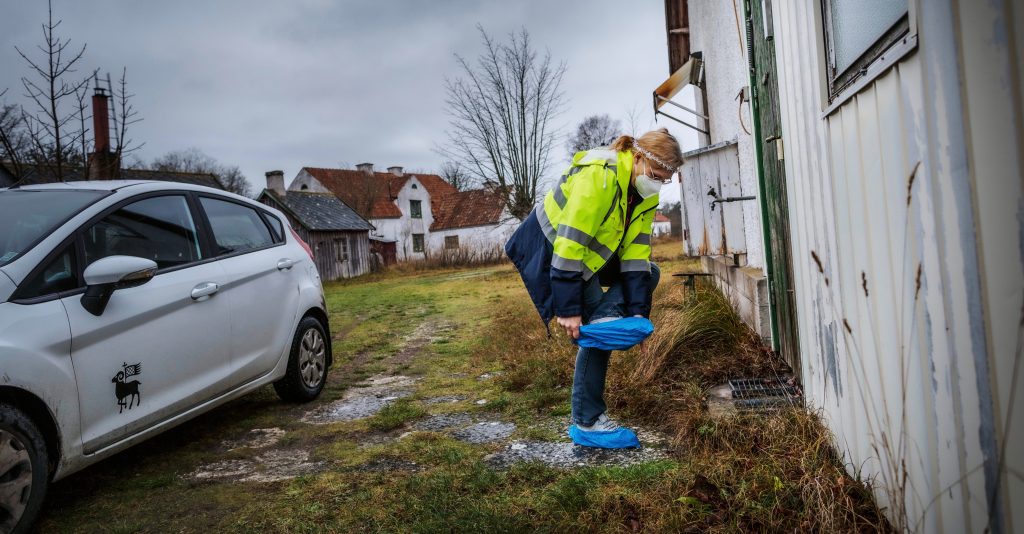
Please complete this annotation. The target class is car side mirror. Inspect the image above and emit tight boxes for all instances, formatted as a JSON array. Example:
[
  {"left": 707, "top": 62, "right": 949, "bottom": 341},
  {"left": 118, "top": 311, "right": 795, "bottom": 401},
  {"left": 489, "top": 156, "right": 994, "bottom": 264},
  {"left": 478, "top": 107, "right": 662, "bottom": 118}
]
[{"left": 80, "top": 255, "right": 158, "bottom": 316}]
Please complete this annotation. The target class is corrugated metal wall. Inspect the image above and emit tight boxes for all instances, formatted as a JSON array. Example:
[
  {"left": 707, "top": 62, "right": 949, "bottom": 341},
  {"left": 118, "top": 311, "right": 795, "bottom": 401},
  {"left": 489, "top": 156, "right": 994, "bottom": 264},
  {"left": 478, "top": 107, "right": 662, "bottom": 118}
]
[{"left": 771, "top": 0, "right": 1021, "bottom": 531}]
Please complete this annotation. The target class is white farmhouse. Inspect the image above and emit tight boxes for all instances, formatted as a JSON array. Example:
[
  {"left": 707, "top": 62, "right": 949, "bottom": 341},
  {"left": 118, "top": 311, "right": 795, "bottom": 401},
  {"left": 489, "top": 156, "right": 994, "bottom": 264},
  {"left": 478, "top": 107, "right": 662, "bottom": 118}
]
[
  {"left": 428, "top": 184, "right": 517, "bottom": 260},
  {"left": 285, "top": 163, "right": 510, "bottom": 262}
]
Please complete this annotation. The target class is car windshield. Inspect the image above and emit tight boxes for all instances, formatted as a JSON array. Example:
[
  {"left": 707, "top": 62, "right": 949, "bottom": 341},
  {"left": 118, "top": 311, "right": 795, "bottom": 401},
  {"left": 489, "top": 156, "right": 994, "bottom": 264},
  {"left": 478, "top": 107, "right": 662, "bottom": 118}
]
[{"left": 0, "top": 189, "right": 107, "bottom": 268}]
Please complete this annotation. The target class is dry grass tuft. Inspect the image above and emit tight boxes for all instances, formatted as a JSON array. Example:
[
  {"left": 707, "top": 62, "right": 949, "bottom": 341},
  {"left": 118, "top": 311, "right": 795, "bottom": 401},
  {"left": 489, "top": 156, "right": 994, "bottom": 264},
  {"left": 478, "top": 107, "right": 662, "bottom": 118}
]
[
  {"left": 483, "top": 275, "right": 892, "bottom": 531},
  {"left": 386, "top": 245, "right": 508, "bottom": 273}
]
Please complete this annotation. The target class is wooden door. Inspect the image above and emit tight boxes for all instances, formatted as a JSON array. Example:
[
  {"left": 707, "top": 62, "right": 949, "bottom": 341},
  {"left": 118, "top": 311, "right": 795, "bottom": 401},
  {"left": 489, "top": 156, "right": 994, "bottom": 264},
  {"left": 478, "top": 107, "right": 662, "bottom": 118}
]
[{"left": 746, "top": 0, "right": 801, "bottom": 374}]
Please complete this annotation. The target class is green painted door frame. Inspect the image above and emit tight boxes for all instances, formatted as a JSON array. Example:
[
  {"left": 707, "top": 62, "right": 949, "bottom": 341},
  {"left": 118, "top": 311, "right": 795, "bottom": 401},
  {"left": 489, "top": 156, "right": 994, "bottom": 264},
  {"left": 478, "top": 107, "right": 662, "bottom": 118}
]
[{"left": 744, "top": 0, "right": 802, "bottom": 374}]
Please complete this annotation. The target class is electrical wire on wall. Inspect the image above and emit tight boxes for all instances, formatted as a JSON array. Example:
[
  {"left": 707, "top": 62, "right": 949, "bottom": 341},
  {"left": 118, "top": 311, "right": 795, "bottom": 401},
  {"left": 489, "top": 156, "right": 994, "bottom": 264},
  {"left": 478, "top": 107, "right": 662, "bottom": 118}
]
[{"left": 737, "top": 89, "right": 751, "bottom": 135}]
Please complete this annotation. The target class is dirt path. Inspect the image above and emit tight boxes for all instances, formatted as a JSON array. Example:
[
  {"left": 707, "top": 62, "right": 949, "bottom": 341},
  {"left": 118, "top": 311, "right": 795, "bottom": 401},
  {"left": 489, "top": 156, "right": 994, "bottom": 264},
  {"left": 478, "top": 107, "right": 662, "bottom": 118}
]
[{"left": 184, "top": 314, "right": 670, "bottom": 485}]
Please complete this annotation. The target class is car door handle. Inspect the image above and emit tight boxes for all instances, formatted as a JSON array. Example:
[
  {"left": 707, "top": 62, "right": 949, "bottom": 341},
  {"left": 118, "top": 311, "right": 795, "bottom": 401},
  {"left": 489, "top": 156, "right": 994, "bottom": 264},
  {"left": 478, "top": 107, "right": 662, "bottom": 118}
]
[
  {"left": 277, "top": 258, "right": 296, "bottom": 271},
  {"left": 190, "top": 282, "right": 219, "bottom": 301}
]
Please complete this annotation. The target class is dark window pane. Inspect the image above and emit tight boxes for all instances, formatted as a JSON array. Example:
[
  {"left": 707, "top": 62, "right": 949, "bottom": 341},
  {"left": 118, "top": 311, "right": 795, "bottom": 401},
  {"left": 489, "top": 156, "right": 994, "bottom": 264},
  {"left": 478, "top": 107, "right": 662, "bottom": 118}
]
[
  {"left": 200, "top": 197, "right": 274, "bottom": 255},
  {"left": 410, "top": 200, "right": 422, "bottom": 219},
  {"left": 0, "top": 190, "right": 106, "bottom": 267},
  {"left": 262, "top": 213, "right": 285, "bottom": 243},
  {"left": 83, "top": 195, "right": 202, "bottom": 270},
  {"left": 445, "top": 235, "right": 459, "bottom": 249},
  {"left": 412, "top": 233, "right": 424, "bottom": 253},
  {"left": 17, "top": 246, "right": 80, "bottom": 299}
]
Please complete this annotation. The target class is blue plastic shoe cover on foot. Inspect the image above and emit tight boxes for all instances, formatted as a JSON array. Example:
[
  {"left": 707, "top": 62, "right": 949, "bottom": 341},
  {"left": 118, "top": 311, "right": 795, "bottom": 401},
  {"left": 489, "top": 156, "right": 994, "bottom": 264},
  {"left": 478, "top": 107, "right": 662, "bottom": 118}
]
[
  {"left": 576, "top": 317, "right": 654, "bottom": 351},
  {"left": 568, "top": 425, "right": 641, "bottom": 449}
]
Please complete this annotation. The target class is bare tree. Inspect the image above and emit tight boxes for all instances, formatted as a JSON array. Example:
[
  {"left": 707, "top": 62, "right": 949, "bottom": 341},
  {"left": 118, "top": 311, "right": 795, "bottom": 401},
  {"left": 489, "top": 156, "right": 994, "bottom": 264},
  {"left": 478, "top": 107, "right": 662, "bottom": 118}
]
[
  {"left": 72, "top": 81, "right": 91, "bottom": 180},
  {"left": 439, "top": 160, "right": 472, "bottom": 191},
  {"left": 216, "top": 165, "right": 253, "bottom": 198},
  {"left": 151, "top": 147, "right": 217, "bottom": 174},
  {"left": 624, "top": 104, "right": 644, "bottom": 137},
  {"left": 15, "top": 0, "right": 89, "bottom": 181},
  {"left": 150, "top": 147, "right": 252, "bottom": 197},
  {"left": 437, "top": 27, "right": 566, "bottom": 220},
  {"left": 566, "top": 114, "right": 622, "bottom": 158},
  {"left": 0, "top": 90, "right": 29, "bottom": 180},
  {"left": 110, "top": 68, "right": 144, "bottom": 162}
]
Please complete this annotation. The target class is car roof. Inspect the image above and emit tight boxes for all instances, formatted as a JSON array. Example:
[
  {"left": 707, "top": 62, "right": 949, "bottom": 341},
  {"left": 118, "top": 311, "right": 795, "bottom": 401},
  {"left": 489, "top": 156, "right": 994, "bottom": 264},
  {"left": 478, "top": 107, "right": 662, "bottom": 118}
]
[{"left": 5, "top": 180, "right": 207, "bottom": 193}]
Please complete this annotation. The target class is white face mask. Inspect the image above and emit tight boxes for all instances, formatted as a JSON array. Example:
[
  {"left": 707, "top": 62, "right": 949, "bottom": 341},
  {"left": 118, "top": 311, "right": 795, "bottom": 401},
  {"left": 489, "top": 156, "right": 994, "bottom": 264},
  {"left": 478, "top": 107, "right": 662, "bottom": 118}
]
[{"left": 634, "top": 161, "right": 663, "bottom": 199}]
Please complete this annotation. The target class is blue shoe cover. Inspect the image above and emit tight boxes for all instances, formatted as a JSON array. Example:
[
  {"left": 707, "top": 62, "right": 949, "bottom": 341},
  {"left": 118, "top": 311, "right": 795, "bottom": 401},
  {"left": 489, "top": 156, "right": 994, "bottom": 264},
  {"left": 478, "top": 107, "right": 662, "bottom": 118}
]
[{"left": 568, "top": 425, "right": 641, "bottom": 449}]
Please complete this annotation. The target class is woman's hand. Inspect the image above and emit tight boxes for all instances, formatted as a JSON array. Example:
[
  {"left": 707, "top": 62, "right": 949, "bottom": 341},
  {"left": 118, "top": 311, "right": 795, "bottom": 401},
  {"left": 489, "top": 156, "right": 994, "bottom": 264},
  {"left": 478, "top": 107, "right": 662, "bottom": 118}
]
[{"left": 556, "top": 315, "right": 582, "bottom": 339}]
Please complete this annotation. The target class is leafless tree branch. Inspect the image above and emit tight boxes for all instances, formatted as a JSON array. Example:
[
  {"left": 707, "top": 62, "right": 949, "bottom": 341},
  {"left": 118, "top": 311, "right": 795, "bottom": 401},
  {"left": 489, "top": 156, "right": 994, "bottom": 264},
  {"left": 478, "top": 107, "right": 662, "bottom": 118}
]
[{"left": 435, "top": 26, "right": 566, "bottom": 220}]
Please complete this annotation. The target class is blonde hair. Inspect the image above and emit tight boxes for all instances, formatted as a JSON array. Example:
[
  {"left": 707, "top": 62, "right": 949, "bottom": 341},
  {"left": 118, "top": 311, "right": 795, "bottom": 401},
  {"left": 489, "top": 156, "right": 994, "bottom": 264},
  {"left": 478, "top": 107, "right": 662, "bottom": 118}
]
[{"left": 609, "top": 128, "right": 684, "bottom": 172}]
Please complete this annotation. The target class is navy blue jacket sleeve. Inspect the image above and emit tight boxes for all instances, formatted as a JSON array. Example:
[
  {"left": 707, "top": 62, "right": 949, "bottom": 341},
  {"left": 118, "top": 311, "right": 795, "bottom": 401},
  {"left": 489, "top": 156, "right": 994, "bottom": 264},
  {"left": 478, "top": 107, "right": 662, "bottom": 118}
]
[
  {"left": 550, "top": 267, "right": 584, "bottom": 317},
  {"left": 621, "top": 270, "right": 652, "bottom": 317}
]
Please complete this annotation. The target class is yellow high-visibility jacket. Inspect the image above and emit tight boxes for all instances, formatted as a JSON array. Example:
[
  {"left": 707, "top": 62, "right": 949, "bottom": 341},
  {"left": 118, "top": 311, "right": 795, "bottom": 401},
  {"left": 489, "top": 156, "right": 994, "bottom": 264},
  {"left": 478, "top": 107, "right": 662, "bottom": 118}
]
[{"left": 505, "top": 148, "right": 658, "bottom": 321}]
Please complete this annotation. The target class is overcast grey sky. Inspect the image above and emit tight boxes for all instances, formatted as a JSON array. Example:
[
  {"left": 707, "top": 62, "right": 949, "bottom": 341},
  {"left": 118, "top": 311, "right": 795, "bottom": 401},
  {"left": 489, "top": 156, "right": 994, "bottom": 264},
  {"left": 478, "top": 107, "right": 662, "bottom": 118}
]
[{"left": 0, "top": 0, "right": 697, "bottom": 202}]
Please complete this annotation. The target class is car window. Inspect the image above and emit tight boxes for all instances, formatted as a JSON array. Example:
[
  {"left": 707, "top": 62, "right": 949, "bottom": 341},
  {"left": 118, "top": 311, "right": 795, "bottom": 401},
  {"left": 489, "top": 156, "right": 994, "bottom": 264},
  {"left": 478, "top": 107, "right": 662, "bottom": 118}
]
[
  {"left": 16, "top": 246, "right": 80, "bottom": 299},
  {"left": 200, "top": 197, "right": 274, "bottom": 255},
  {"left": 83, "top": 195, "right": 203, "bottom": 270},
  {"left": 261, "top": 212, "right": 285, "bottom": 243},
  {"left": 0, "top": 189, "right": 106, "bottom": 268}
]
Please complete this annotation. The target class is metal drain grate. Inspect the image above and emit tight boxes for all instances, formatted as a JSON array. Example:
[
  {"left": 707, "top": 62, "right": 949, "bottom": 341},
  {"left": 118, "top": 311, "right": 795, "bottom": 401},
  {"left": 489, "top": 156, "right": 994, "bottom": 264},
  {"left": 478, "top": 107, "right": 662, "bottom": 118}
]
[{"left": 728, "top": 378, "right": 799, "bottom": 400}]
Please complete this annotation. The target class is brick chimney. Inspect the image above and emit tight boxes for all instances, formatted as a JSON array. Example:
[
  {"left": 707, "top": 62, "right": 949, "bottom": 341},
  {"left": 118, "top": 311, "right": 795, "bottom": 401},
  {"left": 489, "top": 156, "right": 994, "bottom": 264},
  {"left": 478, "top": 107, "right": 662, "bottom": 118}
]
[
  {"left": 87, "top": 85, "right": 120, "bottom": 180},
  {"left": 265, "top": 170, "right": 286, "bottom": 196},
  {"left": 387, "top": 166, "right": 404, "bottom": 177},
  {"left": 356, "top": 162, "right": 374, "bottom": 175}
]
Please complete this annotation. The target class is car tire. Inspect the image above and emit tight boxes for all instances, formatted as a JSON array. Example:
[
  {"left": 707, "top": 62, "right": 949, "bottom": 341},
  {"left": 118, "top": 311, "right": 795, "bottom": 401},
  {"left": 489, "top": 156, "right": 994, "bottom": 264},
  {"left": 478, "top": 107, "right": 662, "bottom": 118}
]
[
  {"left": 274, "top": 316, "right": 329, "bottom": 402},
  {"left": 0, "top": 404, "right": 49, "bottom": 534}
]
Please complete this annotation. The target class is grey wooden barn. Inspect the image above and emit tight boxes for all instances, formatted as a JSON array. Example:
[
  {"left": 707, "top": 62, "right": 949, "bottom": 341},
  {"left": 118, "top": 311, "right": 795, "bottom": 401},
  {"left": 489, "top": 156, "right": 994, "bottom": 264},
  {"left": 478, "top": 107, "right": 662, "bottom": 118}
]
[{"left": 258, "top": 179, "right": 374, "bottom": 280}]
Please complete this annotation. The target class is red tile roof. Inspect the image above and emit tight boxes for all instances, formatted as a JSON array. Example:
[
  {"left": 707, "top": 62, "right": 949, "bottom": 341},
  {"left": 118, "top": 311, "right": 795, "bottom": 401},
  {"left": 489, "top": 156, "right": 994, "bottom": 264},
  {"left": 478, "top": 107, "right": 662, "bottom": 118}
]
[
  {"left": 302, "top": 167, "right": 457, "bottom": 219},
  {"left": 654, "top": 213, "right": 671, "bottom": 222},
  {"left": 430, "top": 187, "right": 507, "bottom": 231}
]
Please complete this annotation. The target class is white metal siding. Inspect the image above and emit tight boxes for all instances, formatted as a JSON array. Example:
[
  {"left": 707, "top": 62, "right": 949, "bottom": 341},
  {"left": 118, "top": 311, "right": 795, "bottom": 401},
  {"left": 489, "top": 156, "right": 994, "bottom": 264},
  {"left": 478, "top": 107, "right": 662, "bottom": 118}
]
[{"left": 772, "top": 0, "right": 1020, "bottom": 531}]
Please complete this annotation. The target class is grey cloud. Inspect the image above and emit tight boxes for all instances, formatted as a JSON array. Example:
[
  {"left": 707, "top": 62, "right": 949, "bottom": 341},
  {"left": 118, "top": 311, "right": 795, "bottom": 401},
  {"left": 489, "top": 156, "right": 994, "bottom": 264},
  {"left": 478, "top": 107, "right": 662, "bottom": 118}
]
[{"left": 0, "top": 0, "right": 695, "bottom": 199}]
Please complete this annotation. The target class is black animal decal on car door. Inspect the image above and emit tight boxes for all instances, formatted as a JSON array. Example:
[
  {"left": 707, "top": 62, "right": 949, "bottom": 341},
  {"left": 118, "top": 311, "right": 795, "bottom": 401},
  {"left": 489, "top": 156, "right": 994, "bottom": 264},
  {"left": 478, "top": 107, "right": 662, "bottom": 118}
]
[{"left": 112, "top": 362, "right": 142, "bottom": 413}]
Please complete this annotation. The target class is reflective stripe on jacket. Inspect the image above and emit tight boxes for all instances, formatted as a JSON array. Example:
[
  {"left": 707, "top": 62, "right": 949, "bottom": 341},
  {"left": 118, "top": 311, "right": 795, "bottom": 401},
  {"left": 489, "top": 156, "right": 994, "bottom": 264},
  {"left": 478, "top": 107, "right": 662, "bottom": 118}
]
[{"left": 504, "top": 148, "right": 659, "bottom": 324}]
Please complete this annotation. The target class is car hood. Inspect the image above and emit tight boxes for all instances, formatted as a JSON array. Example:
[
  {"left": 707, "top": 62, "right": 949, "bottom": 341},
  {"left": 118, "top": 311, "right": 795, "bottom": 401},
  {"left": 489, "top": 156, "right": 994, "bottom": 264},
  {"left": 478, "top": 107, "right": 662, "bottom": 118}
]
[{"left": 0, "top": 269, "right": 13, "bottom": 303}]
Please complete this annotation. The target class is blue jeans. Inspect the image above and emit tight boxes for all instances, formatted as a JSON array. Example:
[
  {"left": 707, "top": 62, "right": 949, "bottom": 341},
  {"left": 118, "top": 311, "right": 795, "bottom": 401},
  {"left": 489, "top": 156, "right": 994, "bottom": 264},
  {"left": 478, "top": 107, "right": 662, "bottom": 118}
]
[{"left": 570, "top": 263, "right": 660, "bottom": 426}]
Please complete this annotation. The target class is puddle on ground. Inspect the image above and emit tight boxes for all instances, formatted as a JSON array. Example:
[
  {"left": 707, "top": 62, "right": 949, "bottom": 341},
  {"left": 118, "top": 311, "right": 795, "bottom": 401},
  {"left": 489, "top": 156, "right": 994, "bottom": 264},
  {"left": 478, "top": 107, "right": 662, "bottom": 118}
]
[
  {"left": 186, "top": 448, "right": 324, "bottom": 483},
  {"left": 303, "top": 375, "right": 420, "bottom": 424},
  {"left": 451, "top": 421, "right": 517, "bottom": 444},
  {"left": 220, "top": 428, "right": 285, "bottom": 451},
  {"left": 484, "top": 440, "right": 669, "bottom": 469},
  {"left": 411, "top": 412, "right": 474, "bottom": 431}
]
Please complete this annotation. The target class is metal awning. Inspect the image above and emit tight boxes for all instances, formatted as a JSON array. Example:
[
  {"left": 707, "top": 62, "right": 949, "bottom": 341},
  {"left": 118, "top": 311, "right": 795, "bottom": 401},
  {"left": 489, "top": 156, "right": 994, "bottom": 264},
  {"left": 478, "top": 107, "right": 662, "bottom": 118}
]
[{"left": 652, "top": 54, "right": 708, "bottom": 134}]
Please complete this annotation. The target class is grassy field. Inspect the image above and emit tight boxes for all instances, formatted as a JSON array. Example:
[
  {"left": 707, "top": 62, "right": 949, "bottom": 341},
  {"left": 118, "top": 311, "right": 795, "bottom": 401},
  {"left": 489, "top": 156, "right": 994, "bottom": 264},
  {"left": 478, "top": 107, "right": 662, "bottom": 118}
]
[{"left": 33, "top": 240, "right": 888, "bottom": 533}]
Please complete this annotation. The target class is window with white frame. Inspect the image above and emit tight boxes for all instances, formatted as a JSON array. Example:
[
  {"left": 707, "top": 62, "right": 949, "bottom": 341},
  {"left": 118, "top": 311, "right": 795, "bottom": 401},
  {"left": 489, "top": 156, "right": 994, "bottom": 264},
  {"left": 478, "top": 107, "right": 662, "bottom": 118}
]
[
  {"left": 821, "top": 0, "right": 910, "bottom": 101},
  {"left": 412, "top": 233, "right": 424, "bottom": 253},
  {"left": 410, "top": 199, "right": 422, "bottom": 219}
]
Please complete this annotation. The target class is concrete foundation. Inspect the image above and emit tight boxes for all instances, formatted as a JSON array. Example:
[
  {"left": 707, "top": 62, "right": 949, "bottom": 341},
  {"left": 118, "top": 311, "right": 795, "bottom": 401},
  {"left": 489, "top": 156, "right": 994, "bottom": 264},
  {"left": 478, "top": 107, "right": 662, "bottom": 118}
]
[{"left": 700, "top": 255, "right": 771, "bottom": 343}]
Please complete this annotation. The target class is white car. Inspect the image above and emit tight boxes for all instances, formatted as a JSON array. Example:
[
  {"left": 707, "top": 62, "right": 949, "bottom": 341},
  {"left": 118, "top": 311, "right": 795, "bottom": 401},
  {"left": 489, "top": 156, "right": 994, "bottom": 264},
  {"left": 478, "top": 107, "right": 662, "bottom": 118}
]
[{"left": 0, "top": 181, "right": 332, "bottom": 532}]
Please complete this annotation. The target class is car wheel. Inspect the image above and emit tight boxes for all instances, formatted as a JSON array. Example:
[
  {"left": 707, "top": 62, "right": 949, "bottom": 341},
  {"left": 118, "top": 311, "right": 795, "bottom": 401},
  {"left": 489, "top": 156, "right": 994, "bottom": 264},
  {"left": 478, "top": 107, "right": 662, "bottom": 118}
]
[
  {"left": 0, "top": 405, "right": 49, "bottom": 534},
  {"left": 274, "top": 316, "right": 329, "bottom": 402}
]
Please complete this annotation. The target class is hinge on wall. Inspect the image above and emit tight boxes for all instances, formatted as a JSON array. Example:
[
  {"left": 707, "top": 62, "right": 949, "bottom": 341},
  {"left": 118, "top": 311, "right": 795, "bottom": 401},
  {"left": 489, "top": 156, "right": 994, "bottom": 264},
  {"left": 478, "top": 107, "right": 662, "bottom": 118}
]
[{"left": 766, "top": 135, "right": 784, "bottom": 160}]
